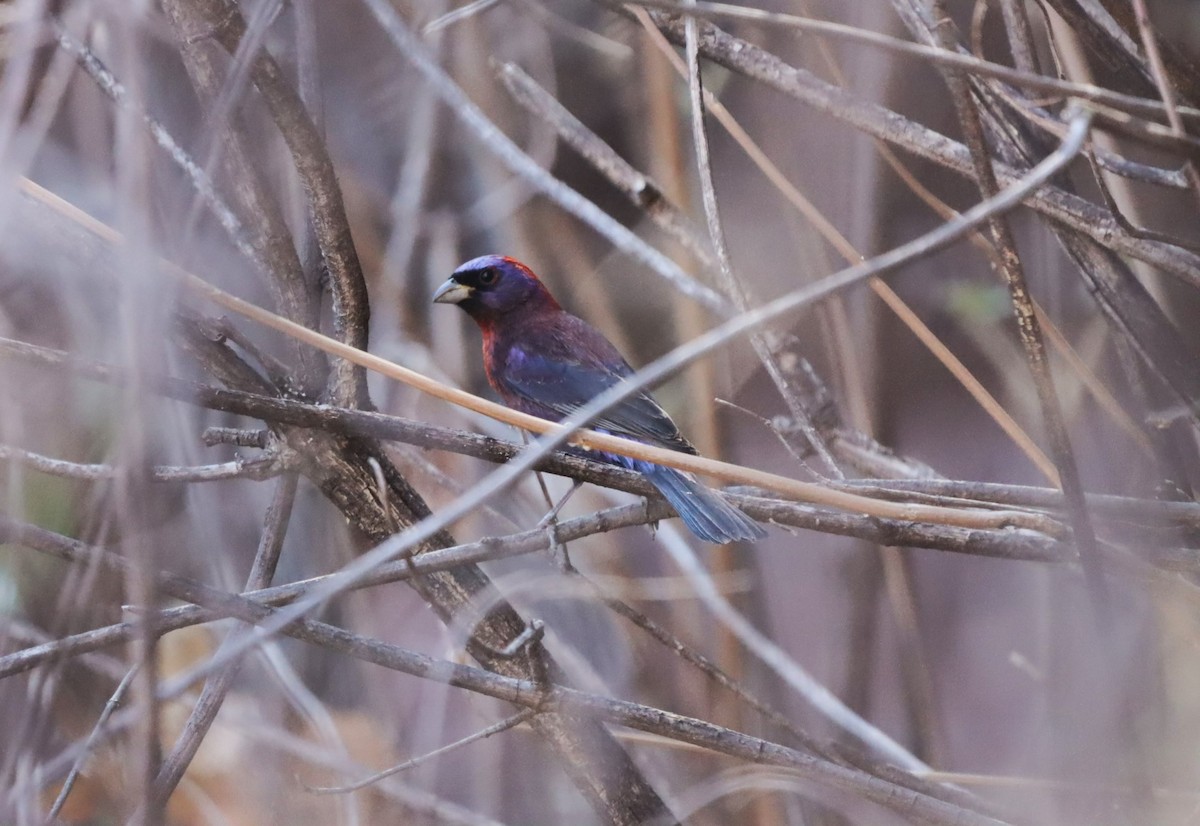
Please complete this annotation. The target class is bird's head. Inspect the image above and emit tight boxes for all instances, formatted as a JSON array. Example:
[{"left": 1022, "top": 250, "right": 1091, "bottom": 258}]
[{"left": 432, "top": 255, "right": 560, "bottom": 324}]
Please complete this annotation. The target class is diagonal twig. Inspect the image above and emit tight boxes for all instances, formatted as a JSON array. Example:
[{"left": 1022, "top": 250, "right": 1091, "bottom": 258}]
[
  {"left": 145, "top": 472, "right": 299, "bottom": 810},
  {"left": 901, "top": 0, "right": 1105, "bottom": 602}
]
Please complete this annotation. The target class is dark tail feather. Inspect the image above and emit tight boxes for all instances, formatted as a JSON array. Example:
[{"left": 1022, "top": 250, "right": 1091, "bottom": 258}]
[{"left": 638, "top": 462, "right": 767, "bottom": 544}]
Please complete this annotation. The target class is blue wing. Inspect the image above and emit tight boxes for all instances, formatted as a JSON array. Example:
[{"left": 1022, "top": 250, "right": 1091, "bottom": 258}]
[{"left": 499, "top": 342, "right": 696, "bottom": 454}]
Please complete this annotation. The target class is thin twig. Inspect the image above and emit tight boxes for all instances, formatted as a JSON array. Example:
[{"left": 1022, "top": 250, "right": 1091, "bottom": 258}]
[
  {"left": 45, "top": 665, "right": 140, "bottom": 821},
  {"left": 240, "top": 721, "right": 516, "bottom": 826},
  {"left": 201, "top": 426, "right": 270, "bottom": 448},
  {"left": 575, "top": 573, "right": 829, "bottom": 755},
  {"left": 1088, "top": 151, "right": 1200, "bottom": 253},
  {"left": 305, "top": 709, "right": 535, "bottom": 794},
  {"left": 661, "top": 525, "right": 924, "bottom": 770},
  {"left": 422, "top": 0, "right": 506, "bottom": 35}
]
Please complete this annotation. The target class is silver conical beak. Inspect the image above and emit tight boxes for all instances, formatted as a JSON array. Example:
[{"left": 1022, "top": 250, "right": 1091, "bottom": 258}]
[{"left": 432, "top": 278, "right": 473, "bottom": 304}]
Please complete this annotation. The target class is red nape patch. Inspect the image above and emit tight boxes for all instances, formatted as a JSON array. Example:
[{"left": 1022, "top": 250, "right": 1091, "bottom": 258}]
[{"left": 500, "top": 256, "right": 541, "bottom": 281}]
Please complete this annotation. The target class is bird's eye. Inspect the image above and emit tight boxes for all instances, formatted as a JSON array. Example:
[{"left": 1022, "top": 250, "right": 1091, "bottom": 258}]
[{"left": 478, "top": 267, "right": 498, "bottom": 286}]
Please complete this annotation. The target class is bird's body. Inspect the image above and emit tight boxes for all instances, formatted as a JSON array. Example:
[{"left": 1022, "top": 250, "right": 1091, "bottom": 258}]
[{"left": 434, "top": 255, "right": 765, "bottom": 544}]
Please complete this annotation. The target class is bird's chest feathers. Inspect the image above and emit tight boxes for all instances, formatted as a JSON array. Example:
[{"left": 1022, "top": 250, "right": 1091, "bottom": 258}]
[
  {"left": 481, "top": 329, "right": 532, "bottom": 399},
  {"left": 480, "top": 325, "right": 574, "bottom": 421}
]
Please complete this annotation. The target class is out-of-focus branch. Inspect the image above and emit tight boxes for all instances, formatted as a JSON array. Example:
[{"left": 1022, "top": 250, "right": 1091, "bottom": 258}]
[{"left": 146, "top": 473, "right": 299, "bottom": 809}]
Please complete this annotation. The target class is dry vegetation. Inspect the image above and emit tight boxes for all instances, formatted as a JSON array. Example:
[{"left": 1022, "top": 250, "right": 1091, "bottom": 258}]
[{"left": 1, "top": 0, "right": 1199, "bottom": 824}]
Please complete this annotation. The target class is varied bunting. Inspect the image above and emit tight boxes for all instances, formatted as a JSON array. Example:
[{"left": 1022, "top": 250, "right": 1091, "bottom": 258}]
[{"left": 433, "top": 255, "right": 766, "bottom": 544}]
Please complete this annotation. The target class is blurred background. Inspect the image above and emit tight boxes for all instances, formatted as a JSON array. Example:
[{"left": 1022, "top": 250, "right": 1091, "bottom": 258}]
[{"left": 1, "top": 0, "right": 1199, "bottom": 823}]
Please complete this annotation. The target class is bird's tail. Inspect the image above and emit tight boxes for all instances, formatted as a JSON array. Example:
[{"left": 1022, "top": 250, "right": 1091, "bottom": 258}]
[{"left": 636, "top": 461, "right": 767, "bottom": 544}]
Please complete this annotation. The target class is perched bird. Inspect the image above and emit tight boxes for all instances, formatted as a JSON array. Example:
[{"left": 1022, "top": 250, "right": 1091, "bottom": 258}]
[{"left": 433, "top": 254, "right": 766, "bottom": 544}]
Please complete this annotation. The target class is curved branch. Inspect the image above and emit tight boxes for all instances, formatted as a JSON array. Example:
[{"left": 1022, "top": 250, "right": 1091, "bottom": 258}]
[{"left": 175, "top": 0, "right": 371, "bottom": 407}]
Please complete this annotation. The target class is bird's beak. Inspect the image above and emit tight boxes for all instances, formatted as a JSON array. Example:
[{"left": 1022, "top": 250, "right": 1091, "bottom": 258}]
[{"left": 432, "top": 278, "right": 473, "bottom": 305}]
